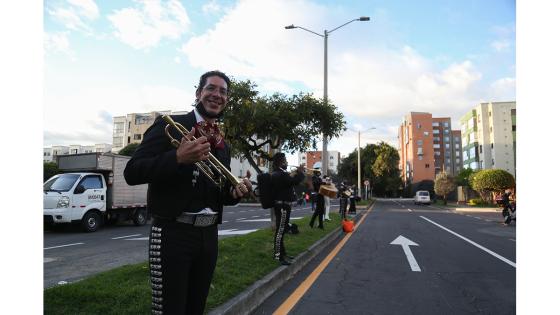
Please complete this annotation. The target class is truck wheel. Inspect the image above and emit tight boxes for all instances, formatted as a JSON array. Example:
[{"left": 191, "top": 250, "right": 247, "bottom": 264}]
[
  {"left": 82, "top": 211, "right": 101, "bottom": 232},
  {"left": 133, "top": 208, "right": 148, "bottom": 226}
]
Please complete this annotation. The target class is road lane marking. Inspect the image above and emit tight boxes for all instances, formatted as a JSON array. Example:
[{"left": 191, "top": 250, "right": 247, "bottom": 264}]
[
  {"left": 509, "top": 239, "right": 516, "bottom": 242},
  {"left": 474, "top": 216, "right": 482, "bottom": 220},
  {"left": 44, "top": 243, "right": 84, "bottom": 250},
  {"left": 251, "top": 215, "right": 260, "bottom": 218},
  {"left": 420, "top": 216, "right": 516, "bottom": 268},
  {"left": 111, "top": 234, "right": 142, "bottom": 240},
  {"left": 390, "top": 235, "right": 421, "bottom": 272},
  {"left": 273, "top": 202, "right": 375, "bottom": 315},
  {"left": 407, "top": 208, "right": 412, "bottom": 212},
  {"left": 218, "top": 229, "right": 258, "bottom": 236},
  {"left": 125, "top": 237, "right": 149, "bottom": 241}
]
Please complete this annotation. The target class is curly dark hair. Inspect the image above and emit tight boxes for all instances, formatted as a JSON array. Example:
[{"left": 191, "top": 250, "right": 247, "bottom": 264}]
[
  {"left": 196, "top": 70, "right": 231, "bottom": 95},
  {"left": 272, "top": 152, "right": 286, "bottom": 170}
]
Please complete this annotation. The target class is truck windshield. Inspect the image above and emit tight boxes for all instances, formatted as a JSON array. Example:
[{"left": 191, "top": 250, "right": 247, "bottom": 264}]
[
  {"left": 418, "top": 191, "right": 430, "bottom": 196},
  {"left": 43, "top": 174, "right": 80, "bottom": 192}
]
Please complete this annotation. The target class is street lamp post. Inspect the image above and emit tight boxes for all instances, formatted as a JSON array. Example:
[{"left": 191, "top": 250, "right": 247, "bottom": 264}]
[
  {"left": 357, "top": 127, "right": 376, "bottom": 198},
  {"left": 285, "top": 16, "right": 370, "bottom": 177}
]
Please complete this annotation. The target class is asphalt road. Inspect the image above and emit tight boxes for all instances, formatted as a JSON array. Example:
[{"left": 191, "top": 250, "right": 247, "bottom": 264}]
[
  {"left": 43, "top": 201, "right": 331, "bottom": 289},
  {"left": 252, "top": 198, "right": 516, "bottom": 315}
]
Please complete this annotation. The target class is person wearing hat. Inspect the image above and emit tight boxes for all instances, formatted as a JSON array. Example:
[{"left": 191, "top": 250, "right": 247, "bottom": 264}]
[{"left": 270, "top": 153, "right": 305, "bottom": 265}]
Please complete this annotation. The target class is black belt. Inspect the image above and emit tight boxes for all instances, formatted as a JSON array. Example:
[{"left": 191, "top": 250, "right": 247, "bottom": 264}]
[
  {"left": 275, "top": 201, "right": 291, "bottom": 205},
  {"left": 154, "top": 212, "right": 218, "bottom": 227}
]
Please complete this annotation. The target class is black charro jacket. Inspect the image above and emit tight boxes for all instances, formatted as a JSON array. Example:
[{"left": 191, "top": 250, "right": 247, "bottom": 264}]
[
  {"left": 123, "top": 111, "right": 239, "bottom": 223},
  {"left": 271, "top": 168, "right": 304, "bottom": 202}
]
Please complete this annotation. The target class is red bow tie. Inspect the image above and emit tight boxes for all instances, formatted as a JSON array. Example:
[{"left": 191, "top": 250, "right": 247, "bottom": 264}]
[{"left": 194, "top": 121, "right": 225, "bottom": 150}]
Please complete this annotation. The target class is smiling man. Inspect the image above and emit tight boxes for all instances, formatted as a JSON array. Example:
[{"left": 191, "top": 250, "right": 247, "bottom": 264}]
[{"left": 124, "top": 70, "right": 252, "bottom": 314}]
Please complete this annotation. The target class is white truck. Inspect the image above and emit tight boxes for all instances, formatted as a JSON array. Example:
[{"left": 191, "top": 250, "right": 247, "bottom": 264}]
[{"left": 43, "top": 153, "right": 148, "bottom": 232}]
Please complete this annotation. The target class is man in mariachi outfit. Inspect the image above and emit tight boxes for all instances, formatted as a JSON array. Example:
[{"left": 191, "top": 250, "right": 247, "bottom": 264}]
[
  {"left": 124, "top": 70, "right": 252, "bottom": 315},
  {"left": 309, "top": 171, "right": 326, "bottom": 229},
  {"left": 270, "top": 153, "right": 305, "bottom": 265}
]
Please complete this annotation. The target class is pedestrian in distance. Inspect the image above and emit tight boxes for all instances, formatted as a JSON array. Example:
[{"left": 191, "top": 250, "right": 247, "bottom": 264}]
[
  {"left": 501, "top": 189, "right": 514, "bottom": 225},
  {"left": 270, "top": 153, "right": 305, "bottom": 265},
  {"left": 309, "top": 172, "right": 326, "bottom": 229},
  {"left": 124, "top": 70, "right": 253, "bottom": 315},
  {"left": 323, "top": 176, "right": 332, "bottom": 221}
]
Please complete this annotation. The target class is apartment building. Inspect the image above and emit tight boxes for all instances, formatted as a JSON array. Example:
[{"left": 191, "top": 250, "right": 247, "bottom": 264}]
[
  {"left": 297, "top": 151, "right": 340, "bottom": 174},
  {"left": 43, "top": 143, "right": 112, "bottom": 162},
  {"left": 112, "top": 110, "right": 188, "bottom": 153},
  {"left": 398, "top": 112, "right": 462, "bottom": 191},
  {"left": 460, "top": 101, "right": 516, "bottom": 176}
]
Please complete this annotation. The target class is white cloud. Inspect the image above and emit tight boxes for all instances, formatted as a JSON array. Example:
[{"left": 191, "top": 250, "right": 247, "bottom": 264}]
[
  {"left": 47, "top": 0, "right": 99, "bottom": 34},
  {"left": 44, "top": 32, "right": 75, "bottom": 59},
  {"left": 179, "top": 0, "right": 495, "bottom": 156},
  {"left": 44, "top": 83, "right": 194, "bottom": 146},
  {"left": 202, "top": 0, "right": 223, "bottom": 15},
  {"left": 489, "top": 77, "right": 516, "bottom": 101},
  {"left": 67, "top": 0, "right": 99, "bottom": 20},
  {"left": 174, "top": 56, "right": 181, "bottom": 63},
  {"left": 107, "top": 0, "right": 190, "bottom": 50},
  {"left": 492, "top": 39, "right": 511, "bottom": 52}
]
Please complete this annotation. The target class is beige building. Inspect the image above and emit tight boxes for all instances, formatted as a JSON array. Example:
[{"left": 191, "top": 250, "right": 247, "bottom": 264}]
[
  {"left": 112, "top": 110, "right": 187, "bottom": 153},
  {"left": 460, "top": 101, "right": 516, "bottom": 176},
  {"left": 44, "top": 143, "right": 112, "bottom": 163}
]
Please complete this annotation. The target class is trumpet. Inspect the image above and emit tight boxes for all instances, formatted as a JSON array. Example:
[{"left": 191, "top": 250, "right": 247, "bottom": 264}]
[
  {"left": 161, "top": 115, "right": 241, "bottom": 188},
  {"left": 288, "top": 165, "right": 321, "bottom": 176}
]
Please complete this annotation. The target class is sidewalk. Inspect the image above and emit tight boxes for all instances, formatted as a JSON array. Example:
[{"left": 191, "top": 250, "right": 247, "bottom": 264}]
[{"left": 208, "top": 202, "right": 372, "bottom": 315}]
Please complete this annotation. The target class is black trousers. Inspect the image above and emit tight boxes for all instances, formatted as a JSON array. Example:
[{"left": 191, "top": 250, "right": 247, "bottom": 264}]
[
  {"left": 339, "top": 197, "right": 348, "bottom": 219},
  {"left": 273, "top": 203, "right": 291, "bottom": 260},
  {"left": 149, "top": 219, "right": 218, "bottom": 315},
  {"left": 310, "top": 194, "right": 325, "bottom": 228}
]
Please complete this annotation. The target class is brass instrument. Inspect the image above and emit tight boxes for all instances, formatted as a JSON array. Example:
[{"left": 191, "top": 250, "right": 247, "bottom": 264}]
[
  {"left": 288, "top": 165, "right": 321, "bottom": 176},
  {"left": 162, "top": 115, "right": 242, "bottom": 188}
]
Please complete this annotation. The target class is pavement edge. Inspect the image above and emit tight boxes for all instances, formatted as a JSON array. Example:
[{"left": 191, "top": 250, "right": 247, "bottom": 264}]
[{"left": 208, "top": 203, "right": 372, "bottom": 315}]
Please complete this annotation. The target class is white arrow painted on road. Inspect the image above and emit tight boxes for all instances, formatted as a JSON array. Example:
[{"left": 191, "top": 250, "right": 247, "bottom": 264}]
[{"left": 390, "top": 235, "right": 421, "bottom": 272}]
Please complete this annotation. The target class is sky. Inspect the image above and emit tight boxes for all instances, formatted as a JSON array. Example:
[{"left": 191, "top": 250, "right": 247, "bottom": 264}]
[{"left": 44, "top": 0, "right": 516, "bottom": 162}]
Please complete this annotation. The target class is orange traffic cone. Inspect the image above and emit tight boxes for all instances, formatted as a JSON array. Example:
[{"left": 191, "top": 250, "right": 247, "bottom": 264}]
[{"left": 342, "top": 219, "right": 354, "bottom": 233}]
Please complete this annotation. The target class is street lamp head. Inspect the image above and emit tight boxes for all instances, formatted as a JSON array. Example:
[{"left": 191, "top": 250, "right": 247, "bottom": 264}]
[
  {"left": 359, "top": 16, "right": 370, "bottom": 21},
  {"left": 285, "top": 24, "right": 296, "bottom": 29}
]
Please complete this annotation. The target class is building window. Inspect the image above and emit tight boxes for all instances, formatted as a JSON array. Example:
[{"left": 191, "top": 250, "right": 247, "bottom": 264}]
[
  {"left": 432, "top": 122, "right": 440, "bottom": 127},
  {"left": 491, "top": 143, "right": 494, "bottom": 149},
  {"left": 417, "top": 147, "right": 423, "bottom": 155},
  {"left": 469, "top": 147, "right": 476, "bottom": 158},
  {"left": 425, "top": 163, "right": 430, "bottom": 168},
  {"left": 329, "top": 156, "right": 333, "bottom": 159},
  {"left": 424, "top": 131, "right": 429, "bottom": 136},
  {"left": 444, "top": 122, "right": 449, "bottom": 128},
  {"left": 490, "top": 126, "right": 493, "bottom": 133},
  {"left": 479, "top": 145, "right": 482, "bottom": 153},
  {"left": 435, "top": 151, "right": 441, "bottom": 156},
  {"left": 444, "top": 129, "right": 449, "bottom": 134},
  {"left": 418, "top": 155, "right": 423, "bottom": 160},
  {"left": 433, "top": 137, "right": 440, "bottom": 142},
  {"left": 492, "top": 158, "right": 495, "bottom": 166},
  {"left": 455, "top": 144, "right": 460, "bottom": 149},
  {"left": 417, "top": 140, "right": 423, "bottom": 145},
  {"left": 433, "top": 129, "right": 440, "bottom": 135},
  {"left": 469, "top": 133, "right": 475, "bottom": 143},
  {"left": 455, "top": 151, "right": 460, "bottom": 157},
  {"left": 456, "top": 158, "right": 461, "bottom": 164},
  {"left": 433, "top": 144, "right": 440, "bottom": 149},
  {"left": 133, "top": 134, "right": 142, "bottom": 140},
  {"left": 444, "top": 136, "right": 450, "bottom": 142},
  {"left": 512, "top": 125, "right": 516, "bottom": 131},
  {"left": 445, "top": 143, "right": 450, "bottom": 149},
  {"left": 489, "top": 111, "right": 492, "bottom": 117}
]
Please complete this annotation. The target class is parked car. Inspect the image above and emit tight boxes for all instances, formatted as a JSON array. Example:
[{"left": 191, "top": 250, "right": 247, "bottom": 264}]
[{"left": 414, "top": 190, "right": 431, "bottom": 205}]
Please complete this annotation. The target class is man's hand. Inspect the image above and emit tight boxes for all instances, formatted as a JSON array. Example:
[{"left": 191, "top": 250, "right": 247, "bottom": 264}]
[
  {"left": 176, "top": 127, "right": 211, "bottom": 164},
  {"left": 231, "top": 177, "right": 253, "bottom": 199}
]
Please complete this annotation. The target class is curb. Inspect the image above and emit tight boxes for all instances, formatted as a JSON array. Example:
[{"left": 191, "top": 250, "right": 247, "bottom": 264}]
[{"left": 208, "top": 205, "right": 370, "bottom": 315}]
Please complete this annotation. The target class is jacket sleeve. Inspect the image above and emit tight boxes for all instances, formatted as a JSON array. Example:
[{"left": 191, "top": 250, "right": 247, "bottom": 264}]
[
  {"left": 124, "top": 116, "right": 195, "bottom": 185},
  {"left": 273, "top": 170, "right": 305, "bottom": 188}
]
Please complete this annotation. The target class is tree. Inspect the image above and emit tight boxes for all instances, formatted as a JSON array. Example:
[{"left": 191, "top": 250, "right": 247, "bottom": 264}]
[
  {"left": 372, "top": 142, "right": 401, "bottom": 197},
  {"left": 119, "top": 143, "right": 140, "bottom": 156},
  {"left": 337, "top": 142, "right": 401, "bottom": 197},
  {"left": 434, "top": 171, "right": 457, "bottom": 204},
  {"left": 223, "top": 79, "right": 346, "bottom": 174},
  {"left": 470, "top": 169, "right": 515, "bottom": 203},
  {"left": 44, "top": 162, "right": 61, "bottom": 182},
  {"left": 455, "top": 167, "right": 475, "bottom": 187}
]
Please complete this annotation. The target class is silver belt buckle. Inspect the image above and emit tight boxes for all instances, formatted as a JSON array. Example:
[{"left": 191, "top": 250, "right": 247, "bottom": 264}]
[{"left": 193, "top": 214, "right": 217, "bottom": 227}]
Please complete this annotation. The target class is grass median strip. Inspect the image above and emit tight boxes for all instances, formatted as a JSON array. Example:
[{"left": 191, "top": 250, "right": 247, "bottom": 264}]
[{"left": 44, "top": 213, "right": 343, "bottom": 315}]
